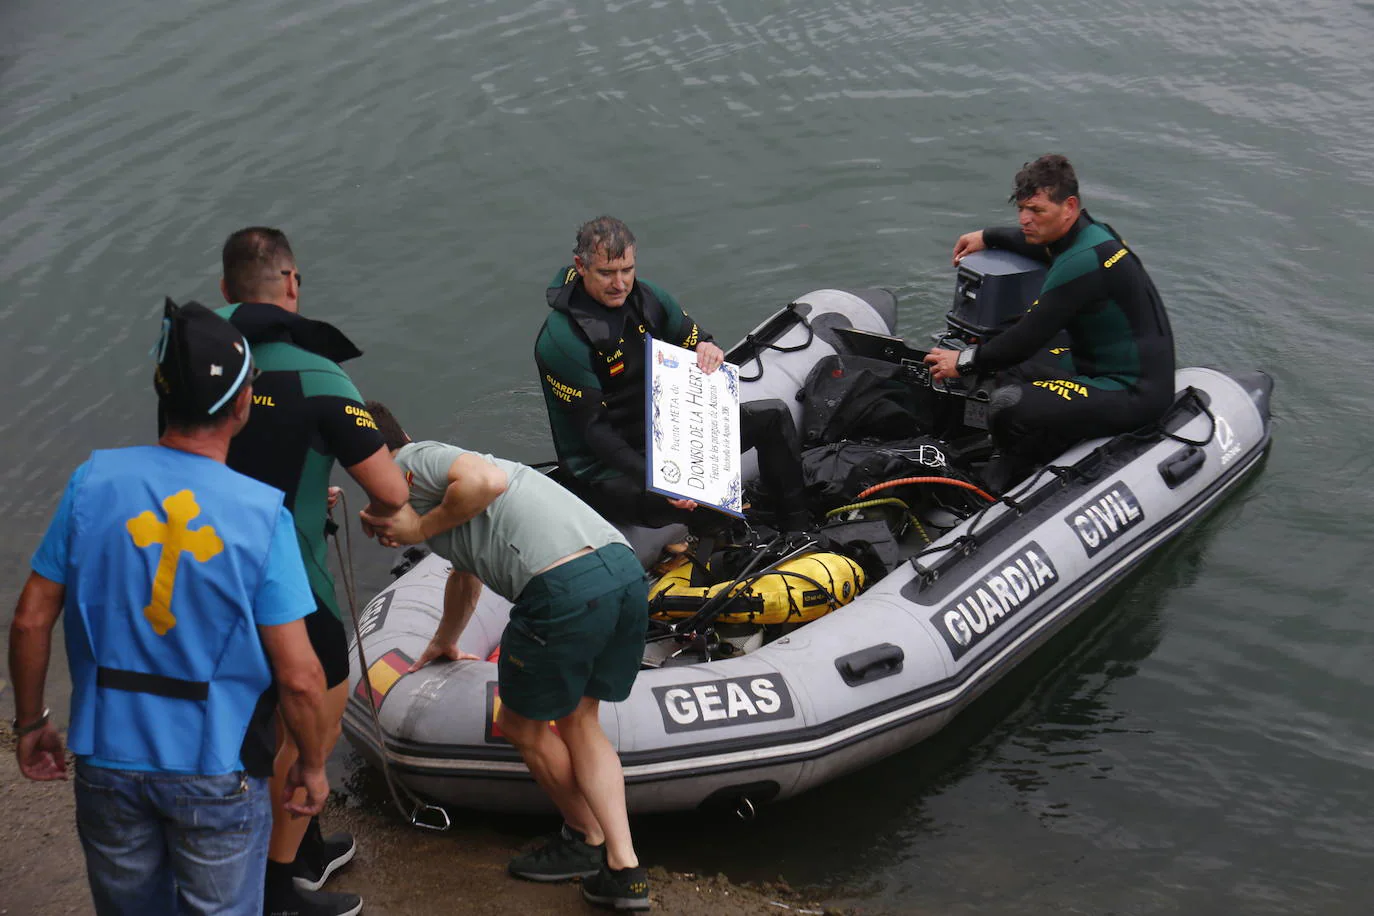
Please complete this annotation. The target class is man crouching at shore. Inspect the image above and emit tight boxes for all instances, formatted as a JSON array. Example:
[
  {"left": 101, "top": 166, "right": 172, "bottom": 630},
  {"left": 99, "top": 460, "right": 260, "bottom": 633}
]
[{"left": 359, "top": 401, "right": 652, "bottom": 912}]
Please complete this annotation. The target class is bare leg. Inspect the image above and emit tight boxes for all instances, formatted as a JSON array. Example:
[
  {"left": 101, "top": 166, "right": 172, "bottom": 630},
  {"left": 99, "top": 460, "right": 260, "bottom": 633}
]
[
  {"left": 556, "top": 697, "right": 637, "bottom": 870},
  {"left": 497, "top": 704, "right": 605, "bottom": 847},
  {"left": 268, "top": 681, "right": 348, "bottom": 862}
]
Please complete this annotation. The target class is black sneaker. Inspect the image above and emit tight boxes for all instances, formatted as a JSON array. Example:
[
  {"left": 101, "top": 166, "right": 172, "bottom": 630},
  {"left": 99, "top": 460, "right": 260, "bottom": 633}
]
[
  {"left": 581, "top": 863, "right": 651, "bottom": 911},
  {"left": 507, "top": 823, "right": 604, "bottom": 882},
  {"left": 294, "top": 816, "right": 357, "bottom": 891},
  {"left": 264, "top": 879, "right": 363, "bottom": 916}
]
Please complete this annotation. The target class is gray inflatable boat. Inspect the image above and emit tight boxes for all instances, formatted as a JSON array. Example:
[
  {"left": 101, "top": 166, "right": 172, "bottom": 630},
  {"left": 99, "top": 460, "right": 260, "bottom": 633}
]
[{"left": 343, "top": 256, "right": 1273, "bottom": 816}]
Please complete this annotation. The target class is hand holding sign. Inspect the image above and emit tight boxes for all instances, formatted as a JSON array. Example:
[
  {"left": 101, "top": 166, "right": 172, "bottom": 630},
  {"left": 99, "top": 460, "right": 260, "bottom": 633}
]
[{"left": 646, "top": 338, "right": 744, "bottom": 517}]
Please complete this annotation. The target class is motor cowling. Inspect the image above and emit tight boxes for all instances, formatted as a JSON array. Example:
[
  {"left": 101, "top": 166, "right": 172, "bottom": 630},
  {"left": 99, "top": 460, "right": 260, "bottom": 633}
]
[{"left": 945, "top": 249, "right": 1046, "bottom": 343}]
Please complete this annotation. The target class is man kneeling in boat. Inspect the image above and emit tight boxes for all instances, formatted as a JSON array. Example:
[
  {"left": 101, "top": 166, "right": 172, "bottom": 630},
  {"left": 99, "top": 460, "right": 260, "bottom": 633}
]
[
  {"left": 535, "top": 215, "right": 808, "bottom": 531},
  {"left": 925, "top": 155, "right": 1176, "bottom": 487},
  {"left": 359, "top": 401, "right": 653, "bottom": 912}
]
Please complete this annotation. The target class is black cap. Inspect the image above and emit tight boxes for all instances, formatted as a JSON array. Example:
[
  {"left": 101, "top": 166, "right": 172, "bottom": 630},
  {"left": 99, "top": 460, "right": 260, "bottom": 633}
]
[{"left": 153, "top": 298, "right": 254, "bottom": 417}]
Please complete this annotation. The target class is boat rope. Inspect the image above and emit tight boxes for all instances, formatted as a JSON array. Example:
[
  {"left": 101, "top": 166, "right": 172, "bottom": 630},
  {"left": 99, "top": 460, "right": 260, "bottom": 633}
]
[
  {"left": 733, "top": 303, "right": 815, "bottom": 383},
  {"left": 855, "top": 476, "right": 997, "bottom": 504},
  {"left": 329, "top": 489, "right": 452, "bottom": 833},
  {"left": 906, "top": 389, "right": 1220, "bottom": 586},
  {"left": 1158, "top": 386, "right": 1216, "bottom": 447}
]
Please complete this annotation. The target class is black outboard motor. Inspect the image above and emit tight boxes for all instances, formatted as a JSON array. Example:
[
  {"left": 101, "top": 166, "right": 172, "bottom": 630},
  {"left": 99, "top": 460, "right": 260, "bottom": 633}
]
[
  {"left": 920, "top": 249, "right": 1048, "bottom": 436},
  {"left": 943, "top": 249, "right": 1046, "bottom": 345}
]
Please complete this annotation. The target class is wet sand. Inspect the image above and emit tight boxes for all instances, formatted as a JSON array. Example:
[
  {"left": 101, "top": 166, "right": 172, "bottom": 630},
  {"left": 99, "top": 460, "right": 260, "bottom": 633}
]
[{"left": 0, "top": 733, "right": 843, "bottom": 916}]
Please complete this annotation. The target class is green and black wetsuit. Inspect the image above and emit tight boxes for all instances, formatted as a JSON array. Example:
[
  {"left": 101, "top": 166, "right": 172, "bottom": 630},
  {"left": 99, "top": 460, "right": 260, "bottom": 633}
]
[
  {"left": 969, "top": 212, "right": 1175, "bottom": 456},
  {"left": 217, "top": 301, "right": 386, "bottom": 686},
  {"left": 535, "top": 267, "right": 804, "bottom": 528}
]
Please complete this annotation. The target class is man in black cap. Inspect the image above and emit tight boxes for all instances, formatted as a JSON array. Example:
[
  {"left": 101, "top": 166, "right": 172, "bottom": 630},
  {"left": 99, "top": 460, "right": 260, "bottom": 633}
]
[{"left": 8, "top": 299, "right": 330, "bottom": 916}]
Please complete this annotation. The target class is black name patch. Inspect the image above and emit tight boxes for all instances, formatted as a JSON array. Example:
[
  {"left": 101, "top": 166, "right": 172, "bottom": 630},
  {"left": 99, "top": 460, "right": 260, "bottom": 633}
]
[
  {"left": 931, "top": 541, "right": 1058, "bottom": 661},
  {"left": 1064, "top": 481, "right": 1143, "bottom": 557},
  {"left": 653, "top": 675, "right": 794, "bottom": 733},
  {"left": 351, "top": 591, "right": 394, "bottom": 647}
]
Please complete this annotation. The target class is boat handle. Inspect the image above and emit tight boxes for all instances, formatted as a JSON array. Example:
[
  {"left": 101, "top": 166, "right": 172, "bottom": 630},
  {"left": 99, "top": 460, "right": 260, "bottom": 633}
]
[
  {"left": 1158, "top": 444, "right": 1205, "bottom": 489},
  {"left": 835, "top": 643, "right": 905, "bottom": 687}
]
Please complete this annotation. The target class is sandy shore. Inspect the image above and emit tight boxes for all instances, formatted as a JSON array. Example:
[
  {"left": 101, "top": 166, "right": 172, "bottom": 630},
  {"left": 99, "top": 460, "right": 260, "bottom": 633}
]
[{"left": 0, "top": 731, "right": 845, "bottom": 916}]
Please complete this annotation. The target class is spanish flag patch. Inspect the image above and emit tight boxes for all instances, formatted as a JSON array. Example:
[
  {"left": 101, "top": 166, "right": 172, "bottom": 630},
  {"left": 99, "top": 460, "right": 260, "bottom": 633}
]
[
  {"left": 609, "top": 362, "right": 625, "bottom": 377},
  {"left": 354, "top": 649, "right": 413, "bottom": 710}
]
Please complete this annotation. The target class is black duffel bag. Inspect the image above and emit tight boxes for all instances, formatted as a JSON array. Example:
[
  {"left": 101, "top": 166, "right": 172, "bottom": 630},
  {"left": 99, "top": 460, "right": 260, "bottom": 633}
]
[
  {"left": 801, "top": 436, "right": 955, "bottom": 508},
  {"left": 797, "top": 353, "right": 933, "bottom": 447}
]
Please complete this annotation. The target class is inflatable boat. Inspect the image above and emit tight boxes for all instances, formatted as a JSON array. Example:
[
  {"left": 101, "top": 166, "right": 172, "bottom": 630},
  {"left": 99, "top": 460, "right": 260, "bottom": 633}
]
[{"left": 342, "top": 253, "right": 1273, "bottom": 816}]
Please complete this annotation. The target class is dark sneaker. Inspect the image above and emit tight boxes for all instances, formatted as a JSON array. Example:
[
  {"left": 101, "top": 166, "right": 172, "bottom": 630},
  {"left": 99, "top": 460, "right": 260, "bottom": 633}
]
[
  {"left": 507, "top": 823, "right": 604, "bottom": 882},
  {"left": 581, "top": 864, "right": 651, "bottom": 911},
  {"left": 264, "top": 880, "right": 363, "bottom": 916},
  {"left": 294, "top": 816, "right": 357, "bottom": 891}
]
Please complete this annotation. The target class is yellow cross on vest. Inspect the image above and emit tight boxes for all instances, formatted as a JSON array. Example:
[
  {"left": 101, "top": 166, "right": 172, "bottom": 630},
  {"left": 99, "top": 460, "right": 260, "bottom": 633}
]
[{"left": 126, "top": 490, "right": 224, "bottom": 635}]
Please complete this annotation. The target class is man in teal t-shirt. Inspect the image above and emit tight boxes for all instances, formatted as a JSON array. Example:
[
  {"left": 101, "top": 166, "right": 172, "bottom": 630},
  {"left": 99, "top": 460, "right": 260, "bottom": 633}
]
[{"left": 360, "top": 401, "right": 654, "bottom": 912}]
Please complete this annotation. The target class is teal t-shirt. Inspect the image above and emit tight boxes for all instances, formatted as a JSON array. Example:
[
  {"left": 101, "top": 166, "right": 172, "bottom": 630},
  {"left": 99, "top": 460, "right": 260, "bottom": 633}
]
[{"left": 395, "top": 441, "right": 627, "bottom": 600}]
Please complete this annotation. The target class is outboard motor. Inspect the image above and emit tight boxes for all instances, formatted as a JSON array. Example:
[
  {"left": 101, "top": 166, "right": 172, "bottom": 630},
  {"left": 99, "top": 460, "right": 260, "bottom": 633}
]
[
  {"left": 830, "top": 249, "right": 1050, "bottom": 438},
  {"left": 923, "top": 249, "right": 1049, "bottom": 436},
  {"left": 942, "top": 249, "right": 1046, "bottom": 345}
]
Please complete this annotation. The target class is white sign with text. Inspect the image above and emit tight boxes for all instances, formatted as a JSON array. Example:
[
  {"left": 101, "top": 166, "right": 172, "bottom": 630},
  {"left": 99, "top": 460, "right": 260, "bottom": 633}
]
[{"left": 646, "top": 337, "right": 744, "bottom": 517}]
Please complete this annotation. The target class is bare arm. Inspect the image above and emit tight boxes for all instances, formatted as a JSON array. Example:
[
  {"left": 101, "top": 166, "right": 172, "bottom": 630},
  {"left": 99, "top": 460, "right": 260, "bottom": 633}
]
[
  {"left": 362, "top": 452, "right": 508, "bottom": 547},
  {"left": 407, "top": 569, "right": 484, "bottom": 672},
  {"left": 344, "top": 444, "right": 410, "bottom": 522},
  {"left": 8, "top": 573, "right": 68, "bottom": 781},
  {"left": 258, "top": 619, "right": 329, "bottom": 816}
]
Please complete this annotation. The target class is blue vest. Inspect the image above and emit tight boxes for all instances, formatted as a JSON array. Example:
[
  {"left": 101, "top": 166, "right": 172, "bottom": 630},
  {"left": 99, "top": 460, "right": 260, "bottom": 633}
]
[{"left": 63, "top": 446, "right": 285, "bottom": 774}]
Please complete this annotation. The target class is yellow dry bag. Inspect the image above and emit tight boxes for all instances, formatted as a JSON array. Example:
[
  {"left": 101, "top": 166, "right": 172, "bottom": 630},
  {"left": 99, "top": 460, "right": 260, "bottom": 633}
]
[{"left": 649, "top": 551, "right": 865, "bottom": 625}]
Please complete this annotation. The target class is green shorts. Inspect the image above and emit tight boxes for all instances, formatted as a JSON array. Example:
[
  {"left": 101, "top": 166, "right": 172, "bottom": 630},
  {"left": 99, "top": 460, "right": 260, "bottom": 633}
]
[{"left": 497, "top": 543, "right": 649, "bottom": 722}]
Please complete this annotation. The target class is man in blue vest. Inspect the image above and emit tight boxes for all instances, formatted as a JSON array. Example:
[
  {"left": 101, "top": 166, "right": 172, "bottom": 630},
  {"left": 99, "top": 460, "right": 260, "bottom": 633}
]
[{"left": 8, "top": 299, "right": 330, "bottom": 916}]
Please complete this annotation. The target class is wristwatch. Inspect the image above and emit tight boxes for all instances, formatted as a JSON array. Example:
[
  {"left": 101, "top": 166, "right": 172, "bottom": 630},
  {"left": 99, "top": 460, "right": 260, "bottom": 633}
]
[
  {"left": 12, "top": 707, "right": 50, "bottom": 737},
  {"left": 956, "top": 347, "right": 979, "bottom": 376}
]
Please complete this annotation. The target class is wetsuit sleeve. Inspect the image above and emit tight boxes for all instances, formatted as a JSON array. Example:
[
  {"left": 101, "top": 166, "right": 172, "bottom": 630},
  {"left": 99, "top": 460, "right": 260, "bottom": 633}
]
[
  {"left": 644, "top": 281, "right": 713, "bottom": 350},
  {"left": 30, "top": 461, "right": 90, "bottom": 584},
  {"left": 303, "top": 368, "right": 387, "bottom": 467},
  {"left": 252, "top": 504, "right": 316, "bottom": 627},
  {"left": 983, "top": 226, "right": 1052, "bottom": 264},
  {"left": 535, "top": 317, "right": 646, "bottom": 481},
  {"left": 972, "top": 248, "right": 1103, "bottom": 372}
]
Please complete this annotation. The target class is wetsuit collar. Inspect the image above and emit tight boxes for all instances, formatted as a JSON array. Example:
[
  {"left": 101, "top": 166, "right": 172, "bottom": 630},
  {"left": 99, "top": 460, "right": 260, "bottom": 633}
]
[
  {"left": 225, "top": 302, "right": 363, "bottom": 364},
  {"left": 546, "top": 270, "right": 639, "bottom": 354},
  {"left": 1046, "top": 211, "right": 1094, "bottom": 259}
]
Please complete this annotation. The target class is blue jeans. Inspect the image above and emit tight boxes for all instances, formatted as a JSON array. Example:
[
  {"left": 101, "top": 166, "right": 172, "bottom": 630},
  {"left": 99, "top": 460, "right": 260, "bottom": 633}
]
[{"left": 73, "top": 761, "right": 271, "bottom": 916}]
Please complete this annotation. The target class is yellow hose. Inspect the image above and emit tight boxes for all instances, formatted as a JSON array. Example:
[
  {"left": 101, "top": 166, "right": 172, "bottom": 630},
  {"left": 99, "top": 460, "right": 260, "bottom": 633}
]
[{"left": 825, "top": 497, "right": 930, "bottom": 544}]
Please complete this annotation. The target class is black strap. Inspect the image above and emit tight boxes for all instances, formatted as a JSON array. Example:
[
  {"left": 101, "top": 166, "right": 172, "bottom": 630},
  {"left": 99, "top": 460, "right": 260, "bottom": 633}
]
[{"left": 98, "top": 666, "right": 209, "bottom": 701}]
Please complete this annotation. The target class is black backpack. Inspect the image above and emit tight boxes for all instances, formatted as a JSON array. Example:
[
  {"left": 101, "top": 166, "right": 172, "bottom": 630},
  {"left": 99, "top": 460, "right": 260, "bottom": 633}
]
[{"left": 797, "top": 354, "right": 932, "bottom": 447}]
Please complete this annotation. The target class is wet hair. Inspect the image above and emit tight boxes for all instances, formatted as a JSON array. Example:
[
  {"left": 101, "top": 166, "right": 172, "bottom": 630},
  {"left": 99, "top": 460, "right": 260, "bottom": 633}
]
[
  {"left": 365, "top": 400, "right": 410, "bottom": 452},
  {"left": 573, "top": 216, "right": 636, "bottom": 264},
  {"left": 1009, "top": 154, "right": 1080, "bottom": 204},
  {"left": 222, "top": 227, "right": 296, "bottom": 303}
]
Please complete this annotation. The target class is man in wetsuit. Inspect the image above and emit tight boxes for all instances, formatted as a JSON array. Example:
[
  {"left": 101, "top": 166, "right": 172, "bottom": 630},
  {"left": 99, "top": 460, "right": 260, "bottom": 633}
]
[
  {"left": 359, "top": 401, "right": 653, "bottom": 912},
  {"left": 216, "top": 227, "right": 410, "bottom": 916},
  {"left": 535, "top": 216, "right": 806, "bottom": 531},
  {"left": 924, "top": 155, "right": 1176, "bottom": 485}
]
